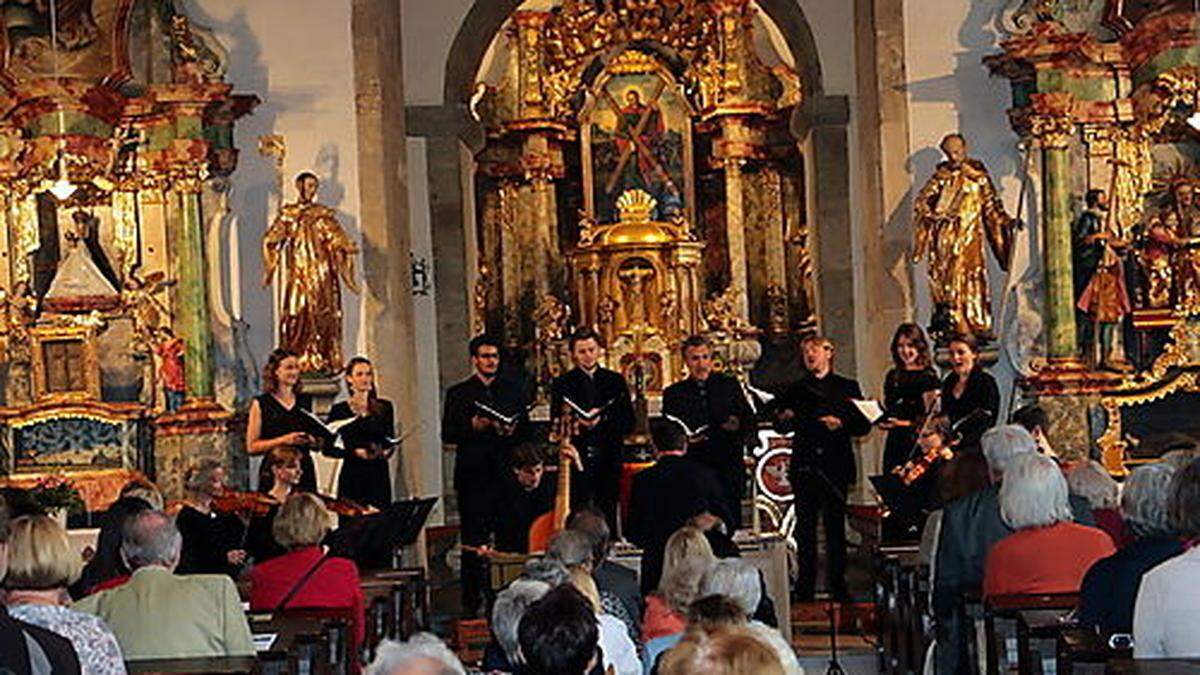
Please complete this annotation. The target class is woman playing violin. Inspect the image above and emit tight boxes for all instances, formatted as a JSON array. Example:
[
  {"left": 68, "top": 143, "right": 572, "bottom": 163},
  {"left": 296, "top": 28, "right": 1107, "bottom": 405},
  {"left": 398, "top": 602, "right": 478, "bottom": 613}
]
[
  {"left": 176, "top": 460, "right": 248, "bottom": 577},
  {"left": 245, "top": 446, "right": 304, "bottom": 563},
  {"left": 327, "top": 356, "right": 396, "bottom": 509},
  {"left": 246, "top": 349, "right": 320, "bottom": 493},
  {"left": 879, "top": 324, "right": 941, "bottom": 475}
]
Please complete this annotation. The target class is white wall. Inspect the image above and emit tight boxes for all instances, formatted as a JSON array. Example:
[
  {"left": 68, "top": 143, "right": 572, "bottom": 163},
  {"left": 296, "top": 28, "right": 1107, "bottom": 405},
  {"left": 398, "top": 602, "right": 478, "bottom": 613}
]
[{"left": 189, "top": 0, "right": 363, "bottom": 379}]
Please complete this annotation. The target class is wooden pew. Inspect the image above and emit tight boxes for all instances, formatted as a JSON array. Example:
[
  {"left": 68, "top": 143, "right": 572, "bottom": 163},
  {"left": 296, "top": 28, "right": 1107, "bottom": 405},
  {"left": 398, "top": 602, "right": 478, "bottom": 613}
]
[
  {"left": 1015, "top": 609, "right": 1074, "bottom": 674},
  {"left": 249, "top": 607, "right": 356, "bottom": 674},
  {"left": 874, "top": 544, "right": 927, "bottom": 675},
  {"left": 982, "top": 593, "right": 1077, "bottom": 675},
  {"left": 1056, "top": 627, "right": 1132, "bottom": 675},
  {"left": 125, "top": 656, "right": 258, "bottom": 673}
]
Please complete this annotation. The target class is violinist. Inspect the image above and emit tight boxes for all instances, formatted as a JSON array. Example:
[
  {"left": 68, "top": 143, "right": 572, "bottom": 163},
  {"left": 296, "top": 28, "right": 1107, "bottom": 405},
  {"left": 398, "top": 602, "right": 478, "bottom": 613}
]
[
  {"left": 176, "top": 460, "right": 248, "bottom": 577},
  {"left": 327, "top": 356, "right": 396, "bottom": 509},
  {"left": 246, "top": 349, "right": 321, "bottom": 494},
  {"left": 940, "top": 333, "right": 999, "bottom": 452},
  {"left": 245, "top": 446, "right": 304, "bottom": 563},
  {"left": 879, "top": 324, "right": 941, "bottom": 475}
]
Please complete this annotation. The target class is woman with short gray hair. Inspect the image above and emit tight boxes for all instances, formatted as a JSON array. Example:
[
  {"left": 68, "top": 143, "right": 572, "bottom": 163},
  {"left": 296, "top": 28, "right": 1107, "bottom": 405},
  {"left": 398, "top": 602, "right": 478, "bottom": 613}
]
[
  {"left": 698, "top": 559, "right": 802, "bottom": 674},
  {"left": 982, "top": 453, "right": 1115, "bottom": 598},
  {"left": 484, "top": 578, "right": 550, "bottom": 671},
  {"left": 1079, "top": 462, "right": 1183, "bottom": 633}
]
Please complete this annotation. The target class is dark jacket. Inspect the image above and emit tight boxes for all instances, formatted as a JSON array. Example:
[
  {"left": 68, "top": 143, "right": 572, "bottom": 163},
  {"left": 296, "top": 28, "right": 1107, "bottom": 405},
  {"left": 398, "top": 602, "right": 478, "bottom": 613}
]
[
  {"left": 491, "top": 471, "right": 555, "bottom": 554},
  {"left": 0, "top": 605, "right": 81, "bottom": 674},
  {"left": 441, "top": 375, "right": 529, "bottom": 491},
  {"left": 940, "top": 369, "right": 1000, "bottom": 451},
  {"left": 661, "top": 373, "right": 755, "bottom": 470},
  {"left": 550, "top": 366, "right": 634, "bottom": 455},
  {"left": 1078, "top": 536, "right": 1184, "bottom": 634},
  {"left": 776, "top": 372, "right": 871, "bottom": 486},
  {"left": 595, "top": 559, "right": 643, "bottom": 637}
]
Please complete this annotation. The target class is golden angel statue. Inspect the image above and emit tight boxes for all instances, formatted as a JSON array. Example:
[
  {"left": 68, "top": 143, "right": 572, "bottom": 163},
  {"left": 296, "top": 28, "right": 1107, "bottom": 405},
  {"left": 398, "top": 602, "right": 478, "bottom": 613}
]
[
  {"left": 913, "top": 134, "right": 1020, "bottom": 341},
  {"left": 263, "top": 172, "right": 360, "bottom": 374}
]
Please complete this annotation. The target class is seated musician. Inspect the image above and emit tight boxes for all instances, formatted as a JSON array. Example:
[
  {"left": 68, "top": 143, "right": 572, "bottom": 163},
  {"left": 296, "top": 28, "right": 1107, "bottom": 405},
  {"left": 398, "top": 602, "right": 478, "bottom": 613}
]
[
  {"left": 245, "top": 446, "right": 304, "bottom": 563},
  {"left": 492, "top": 442, "right": 554, "bottom": 553},
  {"left": 176, "top": 459, "right": 247, "bottom": 577},
  {"left": 248, "top": 493, "right": 365, "bottom": 657}
]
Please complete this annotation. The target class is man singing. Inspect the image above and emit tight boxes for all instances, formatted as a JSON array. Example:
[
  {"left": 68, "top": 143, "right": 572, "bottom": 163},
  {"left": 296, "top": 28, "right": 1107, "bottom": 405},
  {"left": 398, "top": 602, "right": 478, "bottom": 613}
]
[
  {"left": 441, "top": 334, "right": 529, "bottom": 616},
  {"left": 661, "top": 335, "right": 755, "bottom": 530},
  {"left": 776, "top": 335, "right": 870, "bottom": 601},
  {"left": 550, "top": 329, "right": 634, "bottom": 528}
]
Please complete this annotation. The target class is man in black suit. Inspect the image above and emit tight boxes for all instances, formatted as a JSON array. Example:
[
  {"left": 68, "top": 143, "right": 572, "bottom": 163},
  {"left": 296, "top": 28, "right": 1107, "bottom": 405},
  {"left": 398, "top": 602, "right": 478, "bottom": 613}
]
[
  {"left": 550, "top": 329, "right": 634, "bottom": 528},
  {"left": 441, "top": 334, "right": 529, "bottom": 616},
  {"left": 491, "top": 443, "right": 555, "bottom": 554},
  {"left": 776, "top": 335, "right": 870, "bottom": 601},
  {"left": 628, "top": 419, "right": 731, "bottom": 594},
  {"left": 661, "top": 335, "right": 755, "bottom": 529}
]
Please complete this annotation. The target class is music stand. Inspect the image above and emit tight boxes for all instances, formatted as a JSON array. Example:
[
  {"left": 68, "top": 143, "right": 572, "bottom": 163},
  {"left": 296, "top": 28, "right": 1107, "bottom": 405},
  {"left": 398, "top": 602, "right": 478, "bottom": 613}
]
[{"left": 324, "top": 497, "right": 438, "bottom": 569}]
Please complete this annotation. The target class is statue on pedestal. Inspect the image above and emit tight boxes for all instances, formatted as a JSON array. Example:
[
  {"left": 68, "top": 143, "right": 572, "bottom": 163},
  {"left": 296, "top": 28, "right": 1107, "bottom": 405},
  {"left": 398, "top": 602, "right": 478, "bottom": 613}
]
[
  {"left": 263, "top": 173, "right": 360, "bottom": 374},
  {"left": 1073, "top": 189, "right": 1131, "bottom": 370},
  {"left": 913, "top": 134, "right": 1020, "bottom": 342}
]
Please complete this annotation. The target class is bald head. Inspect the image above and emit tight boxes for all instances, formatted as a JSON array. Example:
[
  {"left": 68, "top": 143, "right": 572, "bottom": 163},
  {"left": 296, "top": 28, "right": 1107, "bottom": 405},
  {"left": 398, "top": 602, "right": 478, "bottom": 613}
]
[{"left": 121, "top": 510, "right": 182, "bottom": 571}]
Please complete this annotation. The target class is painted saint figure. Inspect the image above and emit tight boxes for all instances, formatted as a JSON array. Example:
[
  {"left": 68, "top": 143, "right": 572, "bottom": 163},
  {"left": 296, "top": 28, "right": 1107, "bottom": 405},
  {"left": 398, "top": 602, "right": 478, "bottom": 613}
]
[
  {"left": 913, "top": 134, "right": 1020, "bottom": 342},
  {"left": 1073, "top": 189, "right": 1130, "bottom": 370},
  {"left": 263, "top": 173, "right": 360, "bottom": 374}
]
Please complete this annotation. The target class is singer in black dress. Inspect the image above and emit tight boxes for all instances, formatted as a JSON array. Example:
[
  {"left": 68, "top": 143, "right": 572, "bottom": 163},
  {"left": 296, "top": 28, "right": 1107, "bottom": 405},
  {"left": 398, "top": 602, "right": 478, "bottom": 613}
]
[
  {"left": 880, "top": 324, "right": 941, "bottom": 474},
  {"left": 246, "top": 349, "right": 320, "bottom": 493},
  {"left": 327, "top": 357, "right": 395, "bottom": 510},
  {"left": 940, "top": 333, "right": 999, "bottom": 451}
]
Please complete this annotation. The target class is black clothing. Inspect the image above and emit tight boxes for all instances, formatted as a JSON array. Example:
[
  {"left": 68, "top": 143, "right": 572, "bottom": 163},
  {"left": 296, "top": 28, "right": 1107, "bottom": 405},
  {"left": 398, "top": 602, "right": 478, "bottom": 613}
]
[
  {"left": 595, "top": 559, "right": 643, "bottom": 638},
  {"left": 0, "top": 605, "right": 81, "bottom": 674},
  {"left": 327, "top": 399, "right": 396, "bottom": 509},
  {"left": 255, "top": 393, "right": 319, "bottom": 493},
  {"left": 550, "top": 366, "right": 634, "bottom": 527},
  {"left": 776, "top": 371, "right": 870, "bottom": 600},
  {"left": 628, "top": 454, "right": 730, "bottom": 594},
  {"left": 442, "top": 374, "right": 530, "bottom": 615},
  {"left": 71, "top": 496, "right": 150, "bottom": 599},
  {"left": 881, "top": 367, "right": 941, "bottom": 472},
  {"left": 939, "top": 368, "right": 999, "bottom": 451},
  {"left": 491, "top": 471, "right": 555, "bottom": 553},
  {"left": 245, "top": 503, "right": 286, "bottom": 563},
  {"left": 175, "top": 505, "right": 245, "bottom": 577},
  {"left": 1078, "top": 536, "right": 1184, "bottom": 634},
  {"left": 661, "top": 373, "right": 754, "bottom": 529}
]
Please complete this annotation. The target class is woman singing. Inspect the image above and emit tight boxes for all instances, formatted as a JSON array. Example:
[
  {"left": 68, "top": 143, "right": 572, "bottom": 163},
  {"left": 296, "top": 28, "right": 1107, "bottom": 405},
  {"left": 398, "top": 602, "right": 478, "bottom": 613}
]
[
  {"left": 327, "top": 356, "right": 396, "bottom": 509},
  {"left": 940, "top": 333, "right": 999, "bottom": 451},
  {"left": 246, "top": 349, "right": 319, "bottom": 493},
  {"left": 879, "top": 324, "right": 941, "bottom": 474}
]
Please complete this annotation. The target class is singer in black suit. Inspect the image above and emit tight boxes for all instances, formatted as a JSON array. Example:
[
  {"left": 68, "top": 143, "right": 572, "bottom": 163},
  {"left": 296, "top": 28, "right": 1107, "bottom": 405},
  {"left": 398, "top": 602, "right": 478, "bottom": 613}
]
[
  {"left": 776, "top": 335, "right": 871, "bottom": 600},
  {"left": 661, "top": 335, "right": 756, "bottom": 530},
  {"left": 940, "top": 333, "right": 999, "bottom": 452},
  {"left": 441, "top": 334, "right": 529, "bottom": 616},
  {"left": 550, "top": 329, "right": 634, "bottom": 528}
]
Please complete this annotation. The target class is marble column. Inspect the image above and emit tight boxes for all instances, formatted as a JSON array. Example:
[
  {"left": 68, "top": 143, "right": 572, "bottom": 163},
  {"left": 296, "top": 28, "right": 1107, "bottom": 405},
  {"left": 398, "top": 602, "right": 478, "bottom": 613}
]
[
  {"left": 171, "top": 174, "right": 215, "bottom": 400},
  {"left": 1037, "top": 122, "right": 1079, "bottom": 363}
]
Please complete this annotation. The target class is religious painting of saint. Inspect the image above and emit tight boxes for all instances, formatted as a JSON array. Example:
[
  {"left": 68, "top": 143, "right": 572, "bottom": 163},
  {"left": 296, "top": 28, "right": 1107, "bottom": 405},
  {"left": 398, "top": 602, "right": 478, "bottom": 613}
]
[{"left": 585, "top": 66, "right": 692, "bottom": 223}]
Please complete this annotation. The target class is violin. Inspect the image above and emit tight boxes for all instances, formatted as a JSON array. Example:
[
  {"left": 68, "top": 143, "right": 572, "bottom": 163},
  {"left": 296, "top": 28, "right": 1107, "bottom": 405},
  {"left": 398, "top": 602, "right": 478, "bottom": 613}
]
[
  {"left": 891, "top": 392, "right": 953, "bottom": 486},
  {"left": 211, "top": 490, "right": 277, "bottom": 517},
  {"left": 318, "top": 493, "right": 377, "bottom": 518}
]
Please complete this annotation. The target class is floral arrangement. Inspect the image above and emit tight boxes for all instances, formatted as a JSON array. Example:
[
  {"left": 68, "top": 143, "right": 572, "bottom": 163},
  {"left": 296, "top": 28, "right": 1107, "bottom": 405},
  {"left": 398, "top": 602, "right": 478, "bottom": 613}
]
[{"left": 29, "top": 475, "right": 86, "bottom": 515}]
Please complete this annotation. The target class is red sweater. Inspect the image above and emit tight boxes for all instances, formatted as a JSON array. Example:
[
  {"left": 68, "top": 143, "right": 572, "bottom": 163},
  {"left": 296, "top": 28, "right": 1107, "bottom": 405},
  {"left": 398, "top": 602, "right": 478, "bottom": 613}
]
[
  {"left": 248, "top": 546, "right": 365, "bottom": 652},
  {"left": 983, "top": 521, "right": 1116, "bottom": 599}
]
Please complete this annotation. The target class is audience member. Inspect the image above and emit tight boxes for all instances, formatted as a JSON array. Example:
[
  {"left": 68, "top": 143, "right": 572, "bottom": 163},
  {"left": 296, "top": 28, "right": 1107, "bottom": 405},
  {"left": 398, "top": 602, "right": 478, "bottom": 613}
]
[
  {"left": 568, "top": 508, "right": 642, "bottom": 638},
  {"left": 521, "top": 558, "right": 570, "bottom": 588},
  {"left": 546, "top": 527, "right": 638, "bottom": 640},
  {"left": 248, "top": 493, "right": 365, "bottom": 652},
  {"left": 569, "top": 568, "right": 641, "bottom": 675},
  {"left": 1134, "top": 458, "right": 1200, "bottom": 658},
  {"left": 983, "top": 453, "right": 1115, "bottom": 598},
  {"left": 118, "top": 479, "right": 164, "bottom": 511},
  {"left": 73, "top": 510, "right": 254, "bottom": 660},
  {"left": 70, "top": 497, "right": 152, "bottom": 598},
  {"left": 698, "top": 559, "right": 801, "bottom": 674},
  {"left": 644, "top": 526, "right": 715, "bottom": 642},
  {"left": 685, "top": 595, "right": 747, "bottom": 633},
  {"left": 1011, "top": 404, "right": 1057, "bottom": 459},
  {"left": 629, "top": 419, "right": 729, "bottom": 595},
  {"left": 0, "top": 497, "right": 83, "bottom": 674},
  {"left": 484, "top": 579, "right": 550, "bottom": 673},
  {"left": 1160, "top": 445, "right": 1200, "bottom": 470},
  {"left": 1079, "top": 462, "right": 1182, "bottom": 633},
  {"left": 919, "top": 450, "right": 989, "bottom": 565},
  {"left": 658, "top": 626, "right": 785, "bottom": 675},
  {"left": 1068, "top": 459, "right": 1124, "bottom": 545},
  {"left": 366, "top": 633, "right": 467, "bottom": 675},
  {"left": 518, "top": 585, "right": 601, "bottom": 675},
  {"left": 4, "top": 515, "right": 125, "bottom": 674},
  {"left": 175, "top": 459, "right": 247, "bottom": 576}
]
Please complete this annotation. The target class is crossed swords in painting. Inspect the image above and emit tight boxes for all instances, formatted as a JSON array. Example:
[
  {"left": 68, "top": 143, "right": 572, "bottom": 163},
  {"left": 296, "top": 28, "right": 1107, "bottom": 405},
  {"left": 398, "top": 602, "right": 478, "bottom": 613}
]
[{"left": 600, "top": 80, "right": 680, "bottom": 197}]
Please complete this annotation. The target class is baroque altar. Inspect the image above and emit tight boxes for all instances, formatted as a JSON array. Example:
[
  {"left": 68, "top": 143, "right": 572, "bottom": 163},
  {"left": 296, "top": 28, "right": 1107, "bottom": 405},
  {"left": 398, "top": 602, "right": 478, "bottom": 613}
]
[
  {"left": 470, "top": 0, "right": 816, "bottom": 397},
  {"left": 0, "top": 0, "right": 256, "bottom": 499}
]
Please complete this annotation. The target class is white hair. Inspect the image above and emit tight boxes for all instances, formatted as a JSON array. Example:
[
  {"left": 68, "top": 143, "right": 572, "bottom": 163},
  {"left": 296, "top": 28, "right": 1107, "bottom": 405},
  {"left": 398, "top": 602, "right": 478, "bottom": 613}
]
[
  {"left": 366, "top": 633, "right": 466, "bottom": 675},
  {"left": 492, "top": 579, "right": 551, "bottom": 664},
  {"left": 1122, "top": 463, "right": 1176, "bottom": 538},
  {"left": 1067, "top": 459, "right": 1120, "bottom": 510},
  {"left": 121, "top": 511, "right": 182, "bottom": 569},
  {"left": 982, "top": 424, "right": 1038, "bottom": 478},
  {"left": 546, "top": 530, "right": 593, "bottom": 568},
  {"left": 698, "top": 559, "right": 761, "bottom": 619},
  {"left": 1000, "top": 453, "right": 1073, "bottom": 530}
]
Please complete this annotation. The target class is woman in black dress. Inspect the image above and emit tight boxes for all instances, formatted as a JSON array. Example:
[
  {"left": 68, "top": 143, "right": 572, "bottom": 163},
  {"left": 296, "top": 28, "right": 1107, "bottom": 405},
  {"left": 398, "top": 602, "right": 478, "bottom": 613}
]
[
  {"left": 246, "top": 348, "right": 320, "bottom": 493},
  {"left": 327, "top": 356, "right": 395, "bottom": 509},
  {"left": 879, "top": 323, "right": 941, "bottom": 474},
  {"left": 245, "top": 446, "right": 304, "bottom": 563},
  {"left": 175, "top": 459, "right": 247, "bottom": 576},
  {"left": 940, "top": 333, "right": 999, "bottom": 451}
]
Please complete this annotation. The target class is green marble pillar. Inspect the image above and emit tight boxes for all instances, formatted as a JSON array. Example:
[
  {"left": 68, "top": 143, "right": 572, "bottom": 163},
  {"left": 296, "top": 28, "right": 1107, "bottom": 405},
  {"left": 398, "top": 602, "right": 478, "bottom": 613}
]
[
  {"left": 172, "top": 179, "right": 215, "bottom": 399},
  {"left": 1042, "top": 142, "right": 1078, "bottom": 362}
]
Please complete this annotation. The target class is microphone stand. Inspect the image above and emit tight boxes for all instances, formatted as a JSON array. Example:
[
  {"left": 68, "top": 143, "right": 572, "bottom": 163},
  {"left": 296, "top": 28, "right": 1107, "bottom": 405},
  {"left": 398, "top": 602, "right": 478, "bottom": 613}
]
[{"left": 826, "top": 598, "right": 845, "bottom": 675}]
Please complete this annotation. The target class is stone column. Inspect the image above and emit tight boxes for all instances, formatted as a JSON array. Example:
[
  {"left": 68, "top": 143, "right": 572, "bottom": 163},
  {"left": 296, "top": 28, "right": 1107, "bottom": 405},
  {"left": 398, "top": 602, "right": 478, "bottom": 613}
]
[
  {"left": 1034, "top": 116, "right": 1079, "bottom": 364},
  {"left": 723, "top": 155, "right": 750, "bottom": 318},
  {"left": 170, "top": 170, "right": 215, "bottom": 400}
]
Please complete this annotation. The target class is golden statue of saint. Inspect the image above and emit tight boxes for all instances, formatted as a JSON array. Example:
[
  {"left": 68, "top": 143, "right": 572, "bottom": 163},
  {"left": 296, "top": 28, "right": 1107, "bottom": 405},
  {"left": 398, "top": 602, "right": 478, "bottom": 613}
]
[
  {"left": 913, "top": 134, "right": 1019, "bottom": 340},
  {"left": 263, "top": 172, "right": 360, "bottom": 374}
]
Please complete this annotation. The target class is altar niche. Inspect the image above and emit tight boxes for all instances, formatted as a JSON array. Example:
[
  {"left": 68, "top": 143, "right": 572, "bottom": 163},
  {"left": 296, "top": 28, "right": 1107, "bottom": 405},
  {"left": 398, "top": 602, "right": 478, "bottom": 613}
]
[{"left": 471, "top": 0, "right": 815, "bottom": 397}]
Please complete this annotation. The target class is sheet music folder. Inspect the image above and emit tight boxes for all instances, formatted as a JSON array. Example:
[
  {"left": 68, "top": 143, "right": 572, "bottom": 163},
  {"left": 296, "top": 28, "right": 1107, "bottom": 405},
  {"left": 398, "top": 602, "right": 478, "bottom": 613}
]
[{"left": 324, "top": 497, "right": 438, "bottom": 569}]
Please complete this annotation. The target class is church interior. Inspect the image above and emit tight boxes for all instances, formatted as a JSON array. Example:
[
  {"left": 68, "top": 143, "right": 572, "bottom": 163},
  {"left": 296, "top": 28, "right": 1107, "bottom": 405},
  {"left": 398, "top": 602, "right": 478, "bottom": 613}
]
[{"left": 4, "top": 0, "right": 1200, "bottom": 673}]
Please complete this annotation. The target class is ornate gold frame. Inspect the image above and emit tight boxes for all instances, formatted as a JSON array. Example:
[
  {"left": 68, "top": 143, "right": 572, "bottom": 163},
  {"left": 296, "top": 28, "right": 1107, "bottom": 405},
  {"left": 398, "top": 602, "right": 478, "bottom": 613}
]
[{"left": 29, "top": 324, "right": 102, "bottom": 402}]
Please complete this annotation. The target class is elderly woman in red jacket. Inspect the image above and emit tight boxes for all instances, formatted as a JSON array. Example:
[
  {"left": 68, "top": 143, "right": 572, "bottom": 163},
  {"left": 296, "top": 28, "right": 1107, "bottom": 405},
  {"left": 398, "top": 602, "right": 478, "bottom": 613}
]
[{"left": 248, "top": 493, "right": 365, "bottom": 656}]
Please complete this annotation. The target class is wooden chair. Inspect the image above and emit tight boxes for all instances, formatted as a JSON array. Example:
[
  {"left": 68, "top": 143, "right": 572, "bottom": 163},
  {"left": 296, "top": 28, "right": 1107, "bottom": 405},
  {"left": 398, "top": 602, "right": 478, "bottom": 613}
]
[
  {"left": 982, "top": 593, "right": 1078, "bottom": 675},
  {"left": 1056, "top": 627, "right": 1132, "bottom": 675},
  {"left": 250, "top": 607, "right": 356, "bottom": 674}
]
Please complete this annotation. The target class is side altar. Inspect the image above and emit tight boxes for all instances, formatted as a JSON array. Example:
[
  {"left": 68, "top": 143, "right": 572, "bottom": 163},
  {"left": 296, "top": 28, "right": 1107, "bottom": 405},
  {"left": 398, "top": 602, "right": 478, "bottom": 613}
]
[{"left": 0, "top": 0, "right": 256, "bottom": 500}]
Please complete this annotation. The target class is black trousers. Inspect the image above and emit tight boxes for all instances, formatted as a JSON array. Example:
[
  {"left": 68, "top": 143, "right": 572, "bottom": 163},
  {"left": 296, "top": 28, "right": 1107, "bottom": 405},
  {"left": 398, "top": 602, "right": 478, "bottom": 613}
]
[
  {"left": 572, "top": 446, "right": 623, "bottom": 529},
  {"left": 694, "top": 450, "right": 745, "bottom": 530},
  {"left": 792, "top": 469, "right": 849, "bottom": 599},
  {"left": 457, "top": 483, "right": 493, "bottom": 617}
]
